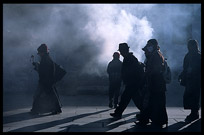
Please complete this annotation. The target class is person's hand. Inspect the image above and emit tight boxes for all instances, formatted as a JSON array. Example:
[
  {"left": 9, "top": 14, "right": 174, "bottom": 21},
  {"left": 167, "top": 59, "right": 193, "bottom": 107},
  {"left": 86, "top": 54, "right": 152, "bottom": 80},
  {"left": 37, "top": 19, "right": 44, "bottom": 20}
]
[
  {"left": 32, "top": 62, "right": 36, "bottom": 66},
  {"left": 178, "top": 74, "right": 182, "bottom": 82}
]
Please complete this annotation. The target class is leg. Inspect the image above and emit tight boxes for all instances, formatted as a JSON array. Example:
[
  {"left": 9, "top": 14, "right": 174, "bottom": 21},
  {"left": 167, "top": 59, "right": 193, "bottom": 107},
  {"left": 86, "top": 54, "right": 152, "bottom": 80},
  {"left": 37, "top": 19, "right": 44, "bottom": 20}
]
[
  {"left": 150, "top": 92, "right": 168, "bottom": 126},
  {"left": 114, "top": 83, "right": 121, "bottom": 108},
  {"left": 109, "top": 83, "right": 114, "bottom": 108},
  {"left": 132, "top": 89, "right": 142, "bottom": 111},
  {"left": 114, "top": 85, "right": 132, "bottom": 115}
]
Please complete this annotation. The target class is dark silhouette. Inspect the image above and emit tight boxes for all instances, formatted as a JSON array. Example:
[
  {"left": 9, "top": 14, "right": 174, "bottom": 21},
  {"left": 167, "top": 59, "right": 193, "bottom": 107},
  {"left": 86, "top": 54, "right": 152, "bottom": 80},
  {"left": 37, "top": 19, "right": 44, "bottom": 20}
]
[
  {"left": 110, "top": 43, "right": 144, "bottom": 119},
  {"left": 30, "top": 44, "right": 64, "bottom": 115},
  {"left": 136, "top": 39, "right": 168, "bottom": 128},
  {"left": 178, "top": 39, "right": 201, "bottom": 122},
  {"left": 107, "top": 52, "right": 122, "bottom": 108}
]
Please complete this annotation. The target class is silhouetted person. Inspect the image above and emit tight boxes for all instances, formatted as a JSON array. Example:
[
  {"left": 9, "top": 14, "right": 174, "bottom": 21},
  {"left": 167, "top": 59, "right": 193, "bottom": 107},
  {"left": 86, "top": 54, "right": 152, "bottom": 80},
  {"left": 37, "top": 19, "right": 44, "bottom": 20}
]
[
  {"left": 30, "top": 44, "right": 62, "bottom": 115},
  {"left": 107, "top": 52, "right": 122, "bottom": 108},
  {"left": 178, "top": 39, "right": 201, "bottom": 122},
  {"left": 136, "top": 39, "right": 168, "bottom": 128},
  {"left": 110, "top": 43, "right": 144, "bottom": 119}
]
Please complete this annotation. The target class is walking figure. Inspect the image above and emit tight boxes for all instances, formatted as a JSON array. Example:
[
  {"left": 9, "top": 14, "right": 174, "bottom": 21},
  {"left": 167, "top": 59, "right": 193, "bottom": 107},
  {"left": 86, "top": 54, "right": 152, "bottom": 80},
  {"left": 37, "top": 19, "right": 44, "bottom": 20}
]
[
  {"left": 136, "top": 39, "right": 168, "bottom": 128},
  {"left": 107, "top": 52, "right": 122, "bottom": 108},
  {"left": 30, "top": 44, "right": 65, "bottom": 115},
  {"left": 110, "top": 43, "right": 144, "bottom": 119},
  {"left": 178, "top": 39, "right": 201, "bottom": 122}
]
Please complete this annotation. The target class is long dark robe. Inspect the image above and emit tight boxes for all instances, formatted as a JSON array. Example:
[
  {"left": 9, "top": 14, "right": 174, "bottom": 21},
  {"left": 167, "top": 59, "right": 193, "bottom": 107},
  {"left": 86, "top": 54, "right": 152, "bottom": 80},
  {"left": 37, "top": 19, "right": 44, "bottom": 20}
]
[
  {"left": 182, "top": 51, "right": 201, "bottom": 110},
  {"left": 140, "top": 50, "right": 168, "bottom": 125},
  {"left": 31, "top": 54, "right": 61, "bottom": 114}
]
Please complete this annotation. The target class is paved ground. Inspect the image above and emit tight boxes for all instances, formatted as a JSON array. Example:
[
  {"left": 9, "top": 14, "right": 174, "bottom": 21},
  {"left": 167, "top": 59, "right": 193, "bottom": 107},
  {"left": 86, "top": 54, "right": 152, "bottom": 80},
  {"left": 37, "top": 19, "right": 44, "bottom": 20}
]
[{"left": 3, "top": 92, "right": 201, "bottom": 132}]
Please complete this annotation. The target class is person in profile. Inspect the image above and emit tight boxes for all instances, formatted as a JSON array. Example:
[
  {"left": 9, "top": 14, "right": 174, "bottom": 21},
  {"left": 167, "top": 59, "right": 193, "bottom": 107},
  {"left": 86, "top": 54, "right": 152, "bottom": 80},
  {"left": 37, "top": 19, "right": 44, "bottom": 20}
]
[
  {"left": 178, "top": 39, "right": 201, "bottom": 122},
  {"left": 110, "top": 43, "right": 144, "bottom": 119},
  {"left": 30, "top": 44, "right": 63, "bottom": 115},
  {"left": 136, "top": 39, "right": 168, "bottom": 128},
  {"left": 107, "top": 52, "right": 122, "bottom": 108}
]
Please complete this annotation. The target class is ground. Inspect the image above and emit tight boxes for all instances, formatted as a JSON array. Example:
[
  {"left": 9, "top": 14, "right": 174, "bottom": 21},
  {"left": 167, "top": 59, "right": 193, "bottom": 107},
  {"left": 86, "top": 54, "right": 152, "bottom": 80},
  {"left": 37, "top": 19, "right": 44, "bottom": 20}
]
[{"left": 3, "top": 91, "right": 201, "bottom": 132}]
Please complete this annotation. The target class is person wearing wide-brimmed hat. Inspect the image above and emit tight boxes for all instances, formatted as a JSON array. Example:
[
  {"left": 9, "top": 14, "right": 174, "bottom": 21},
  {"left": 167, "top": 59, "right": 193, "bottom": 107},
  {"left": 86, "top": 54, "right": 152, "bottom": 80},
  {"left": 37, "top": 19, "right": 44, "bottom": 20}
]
[{"left": 110, "top": 43, "right": 144, "bottom": 119}]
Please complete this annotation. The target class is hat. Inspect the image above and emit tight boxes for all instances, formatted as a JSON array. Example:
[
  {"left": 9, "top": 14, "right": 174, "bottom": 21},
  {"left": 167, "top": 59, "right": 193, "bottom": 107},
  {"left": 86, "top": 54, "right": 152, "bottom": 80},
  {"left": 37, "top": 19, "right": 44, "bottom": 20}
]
[
  {"left": 187, "top": 39, "right": 199, "bottom": 52},
  {"left": 142, "top": 45, "right": 147, "bottom": 51},
  {"left": 118, "top": 43, "right": 129, "bottom": 51},
  {"left": 37, "top": 44, "right": 48, "bottom": 54},
  {"left": 147, "top": 39, "right": 158, "bottom": 48},
  {"left": 142, "top": 39, "right": 158, "bottom": 51}
]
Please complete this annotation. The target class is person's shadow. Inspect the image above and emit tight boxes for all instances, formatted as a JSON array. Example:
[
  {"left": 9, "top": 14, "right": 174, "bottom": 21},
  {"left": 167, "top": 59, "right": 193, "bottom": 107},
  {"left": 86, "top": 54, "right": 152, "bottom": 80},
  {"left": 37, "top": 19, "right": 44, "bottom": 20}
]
[
  {"left": 167, "top": 118, "right": 201, "bottom": 132},
  {"left": 58, "top": 112, "right": 138, "bottom": 132},
  {"left": 7, "top": 109, "right": 112, "bottom": 132},
  {"left": 3, "top": 112, "right": 48, "bottom": 124},
  {"left": 122, "top": 118, "right": 201, "bottom": 132}
]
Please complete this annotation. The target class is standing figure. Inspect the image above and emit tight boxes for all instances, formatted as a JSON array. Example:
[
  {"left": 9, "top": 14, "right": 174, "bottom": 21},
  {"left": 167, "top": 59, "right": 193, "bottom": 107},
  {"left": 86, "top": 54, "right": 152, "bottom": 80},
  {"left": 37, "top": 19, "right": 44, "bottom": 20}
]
[
  {"left": 30, "top": 44, "right": 62, "bottom": 115},
  {"left": 110, "top": 43, "right": 144, "bottom": 119},
  {"left": 107, "top": 52, "right": 122, "bottom": 108},
  {"left": 178, "top": 39, "right": 201, "bottom": 122},
  {"left": 137, "top": 39, "right": 168, "bottom": 128}
]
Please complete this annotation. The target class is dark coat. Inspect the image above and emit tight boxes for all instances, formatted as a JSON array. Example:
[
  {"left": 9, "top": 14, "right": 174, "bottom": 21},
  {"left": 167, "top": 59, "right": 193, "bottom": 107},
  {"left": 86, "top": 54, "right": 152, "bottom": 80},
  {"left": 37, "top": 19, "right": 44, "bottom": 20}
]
[
  {"left": 38, "top": 54, "right": 55, "bottom": 89},
  {"left": 32, "top": 54, "right": 61, "bottom": 114},
  {"left": 141, "top": 49, "right": 168, "bottom": 125},
  {"left": 121, "top": 53, "right": 142, "bottom": 87},
  {"left": 107, "top": 59, "right": 122, "bottom": 83},
  {"left": 146, "top": 50, "right": 166, "bottom": 93},
  {"left": 182, "top": 51, "right": 201, "bottom": 110}
]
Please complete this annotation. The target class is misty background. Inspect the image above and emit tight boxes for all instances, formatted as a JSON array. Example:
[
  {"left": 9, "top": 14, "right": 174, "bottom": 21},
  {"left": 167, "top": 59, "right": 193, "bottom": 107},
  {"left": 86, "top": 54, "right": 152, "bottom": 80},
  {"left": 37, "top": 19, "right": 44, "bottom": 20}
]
[{"left": 3, "top": 4, "right": 201, "bottom": 106}]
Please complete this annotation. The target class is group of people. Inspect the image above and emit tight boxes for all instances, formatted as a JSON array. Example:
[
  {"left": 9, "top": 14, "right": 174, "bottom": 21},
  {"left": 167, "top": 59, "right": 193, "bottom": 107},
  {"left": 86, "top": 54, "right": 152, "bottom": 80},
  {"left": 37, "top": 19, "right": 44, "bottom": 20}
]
[
  {"left": 107, "top": 39, "right": 201, "bottom": 128},
  {"left": 29, "top": 38, "right": 201, "bottom": 129}
]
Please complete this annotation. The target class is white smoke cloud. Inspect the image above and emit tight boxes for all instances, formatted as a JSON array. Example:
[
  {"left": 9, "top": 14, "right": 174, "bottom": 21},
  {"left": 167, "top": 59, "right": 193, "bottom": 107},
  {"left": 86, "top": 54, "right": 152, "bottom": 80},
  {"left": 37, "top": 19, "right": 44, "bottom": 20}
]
[
  {"left": 83, "top": 4, "right": 153, "bottom": 68},
  {"left": 3, "top": 4, "right": 201, "bottom": 92}
]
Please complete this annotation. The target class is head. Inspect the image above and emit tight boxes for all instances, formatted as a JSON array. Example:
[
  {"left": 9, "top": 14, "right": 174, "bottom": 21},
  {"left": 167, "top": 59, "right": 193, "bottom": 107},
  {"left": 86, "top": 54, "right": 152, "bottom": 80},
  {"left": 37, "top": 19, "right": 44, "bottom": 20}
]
[
  {"left": 142, "top": 39, "right": 159, "bottom": 57},
  {"left": 187, "top": 39, "right": 200, "bottom": 53},
  {"left": 113, "top": 52, "right": 120, "bottom": 60},
  {"left": 118, "top": 43, "right": 129, "bottom": 57},
  {"left": 37, "top": 44, "right": 49, "bottom": 57}
]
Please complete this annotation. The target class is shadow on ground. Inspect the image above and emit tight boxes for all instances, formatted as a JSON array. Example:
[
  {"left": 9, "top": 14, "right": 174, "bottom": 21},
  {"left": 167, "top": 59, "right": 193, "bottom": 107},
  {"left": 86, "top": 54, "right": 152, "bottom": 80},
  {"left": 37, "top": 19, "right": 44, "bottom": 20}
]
[
  {"left": 122, "top": 118, "right": 201, "bottom": 132},
  {"left": 7, "top": 109, "right": 111, "bottom": 132}
]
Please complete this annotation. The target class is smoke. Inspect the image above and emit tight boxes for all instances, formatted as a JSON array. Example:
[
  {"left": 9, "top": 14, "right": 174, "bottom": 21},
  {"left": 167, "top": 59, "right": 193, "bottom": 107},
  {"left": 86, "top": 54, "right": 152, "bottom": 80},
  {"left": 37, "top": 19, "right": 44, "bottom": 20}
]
[
  {"left": 3, "top": 4, "right": 201, "bottom": 93},
  {"left": 82, "top": 4, "right": 153, "bottom": 74}
]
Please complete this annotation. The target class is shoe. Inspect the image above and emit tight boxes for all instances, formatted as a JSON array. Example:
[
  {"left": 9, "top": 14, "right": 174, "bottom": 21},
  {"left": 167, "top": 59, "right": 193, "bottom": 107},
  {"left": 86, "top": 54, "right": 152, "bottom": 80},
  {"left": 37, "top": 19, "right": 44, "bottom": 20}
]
[
  {"left": 134, "top": 120, "right": 149, "bottom": 126},
  {"left": 109, "top": 103, "right": 113, "bottom": 108},
  {"left": 110, "top": 113, "right": 122, "bottom": 119},
  {"left": 29, "top": 110, "right": 39, "bottom": 115},
  {"left": 185, "top": 114, "right": 199, "bottom": 122},
  {"left": 114, "top": 104, "right": 118, "bottom": 108},
  {"left": 151, "top": 122, "right": 168, "bottom": 129},
  {"left": 51, "top": 109, "right": 62, "bottom": 115},
  {"left": 136, "top": 113, "right": 140, "bottom": 120}
]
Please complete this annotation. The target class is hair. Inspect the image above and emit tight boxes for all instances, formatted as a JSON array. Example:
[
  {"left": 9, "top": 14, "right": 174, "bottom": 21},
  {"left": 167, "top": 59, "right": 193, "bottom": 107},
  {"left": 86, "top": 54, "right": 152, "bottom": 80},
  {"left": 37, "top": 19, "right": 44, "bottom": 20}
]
[
  {"left": 187, "top": 39, "right": 199, "bottom": 53},
  {"left": 113, "top": 52, "right": 120, "bottom": 59}
]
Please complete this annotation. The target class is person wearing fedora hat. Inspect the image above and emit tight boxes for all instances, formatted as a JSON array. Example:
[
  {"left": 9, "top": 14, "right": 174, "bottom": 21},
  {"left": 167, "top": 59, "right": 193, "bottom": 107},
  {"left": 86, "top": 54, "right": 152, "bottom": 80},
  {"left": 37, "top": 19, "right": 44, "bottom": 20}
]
[
  {"left": 107, "top": 52, "right": 122, "bottom": 109},
  {"left": 30, "top": 44, "right": 62, "bottom": 115},
  {"left": 110, "top": 43, "right": 144, "bottom": 119}
]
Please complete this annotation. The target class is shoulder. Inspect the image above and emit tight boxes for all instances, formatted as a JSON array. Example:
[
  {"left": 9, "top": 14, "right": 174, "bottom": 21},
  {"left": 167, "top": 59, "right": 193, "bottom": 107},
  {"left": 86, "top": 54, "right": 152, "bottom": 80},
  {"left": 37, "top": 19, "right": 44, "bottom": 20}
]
[
  {"left": 153, "top": 50, "right": 164, "bottom": 60},
  {"left": 129, "top": 53, "right": 138, "bottom": 61}
]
